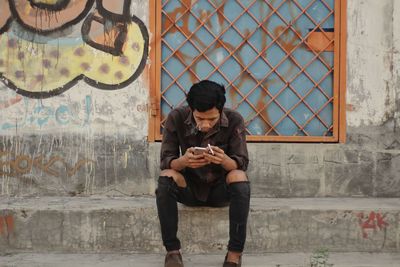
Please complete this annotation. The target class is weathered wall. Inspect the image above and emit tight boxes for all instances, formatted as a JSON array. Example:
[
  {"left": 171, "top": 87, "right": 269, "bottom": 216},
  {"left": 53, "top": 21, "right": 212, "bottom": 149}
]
[
  {"left": 0, "top": 0, "right": 150, "bottom": 137},
  {"left": 347, "top": 0, "right": 398, "bottom": 127},
  {"left": 0, "top": 0, "right": 399, "bottom": 197},
  {"left": 0, "top": 0, "right": 153, "bottom": 196},
  {"left": 394, "top": 0, "right": 400, "bottom": 133},
  {"left": 346, "top": 0, "right": 400, "bottom": 145}
]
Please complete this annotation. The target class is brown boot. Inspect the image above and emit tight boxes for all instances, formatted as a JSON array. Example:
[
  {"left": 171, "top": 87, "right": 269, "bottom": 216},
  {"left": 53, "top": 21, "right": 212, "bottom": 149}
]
[
  {"left": 223, "top": 253, "right": 242, "bottom": 267},
  {"left": 164, "top": 251, "right": 184, "bottom": 267}
]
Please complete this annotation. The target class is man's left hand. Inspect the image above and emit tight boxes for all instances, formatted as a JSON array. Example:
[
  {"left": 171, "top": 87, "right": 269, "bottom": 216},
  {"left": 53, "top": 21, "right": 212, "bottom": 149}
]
[{"left": 203, "top": 146, "right": 227, "bottom": 165}]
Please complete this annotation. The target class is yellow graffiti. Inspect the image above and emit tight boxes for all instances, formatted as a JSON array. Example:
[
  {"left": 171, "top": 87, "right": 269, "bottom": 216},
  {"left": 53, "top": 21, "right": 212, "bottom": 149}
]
[
  {"left": 0, "top": 0, "right": 149, "bottom": 97},
  {"left": 32, "top": 0, "right": 59, "bottom": 4},
  {"left": 0, "top": 151, "right": 95, "bottom": 177},
  {"left": 0, "top": 21, "right": 145, "bottom": 93}
]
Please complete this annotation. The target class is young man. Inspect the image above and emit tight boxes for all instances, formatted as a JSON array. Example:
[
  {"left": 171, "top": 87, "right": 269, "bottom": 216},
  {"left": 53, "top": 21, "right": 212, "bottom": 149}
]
[{"left": 156, "top": 80, "right": 250, "bottom": 267}]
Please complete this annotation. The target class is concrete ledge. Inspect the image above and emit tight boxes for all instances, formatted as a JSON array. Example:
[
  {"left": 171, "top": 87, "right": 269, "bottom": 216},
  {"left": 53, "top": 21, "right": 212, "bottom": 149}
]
[
  {"left": 0, "top": 197, "right": 400, "bottom": 253},
  {"left": 152, "top": 143, "right": 400, "bottom": 198},
  {"left": 1, "top": 252, "right": 399, "bottom": 267},
  {"left": 1, "top": 135, "right": 400, "bottom": 198}
]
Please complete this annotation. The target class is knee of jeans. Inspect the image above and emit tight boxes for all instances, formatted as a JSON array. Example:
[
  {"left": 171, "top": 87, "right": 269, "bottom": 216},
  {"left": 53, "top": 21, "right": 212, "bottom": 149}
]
[
  {"left": 155, "top": 176, "right": 178, "bottom": 196},
  {"left": 229, "top": 181, "right": 250, "bottom": 199}
]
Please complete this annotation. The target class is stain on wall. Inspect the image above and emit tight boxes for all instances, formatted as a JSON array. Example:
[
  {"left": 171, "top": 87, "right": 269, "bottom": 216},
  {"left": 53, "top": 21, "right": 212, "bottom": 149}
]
[
  {"left": 0, "top": 214, "right": 14, "bottom": 238},
  {"left": 0, "top": 0, "right": 149, "bottom": 98}
]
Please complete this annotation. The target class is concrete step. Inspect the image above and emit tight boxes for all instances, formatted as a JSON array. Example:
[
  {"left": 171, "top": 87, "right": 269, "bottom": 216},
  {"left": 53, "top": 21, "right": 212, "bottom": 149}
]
[
  {"left": 0, "top": 197, "right": 400, "bottom": 254},
  {"left": 0, "top": 252, "right": 399, "bottom": 267}
]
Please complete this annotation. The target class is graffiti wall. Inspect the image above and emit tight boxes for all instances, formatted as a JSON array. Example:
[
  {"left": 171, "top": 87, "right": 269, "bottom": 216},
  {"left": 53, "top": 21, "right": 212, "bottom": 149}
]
[
  {"left": 0, "top": 0, "right": 150, "bottom": 133},
  {"left": 0, "top": 0, "right": 152, "bottom": 196},
  {"left": 1, "top": 0, "right": 399, "bottom": 199},
  {"left": 0, "top": 0, "right": 148, "bottom": 97}
]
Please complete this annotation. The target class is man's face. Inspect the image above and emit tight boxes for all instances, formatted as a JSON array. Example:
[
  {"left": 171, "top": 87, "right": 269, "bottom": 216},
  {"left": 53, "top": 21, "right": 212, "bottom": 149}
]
[{"left": 193, "top": 107, "right": 220, "bottom": 133}]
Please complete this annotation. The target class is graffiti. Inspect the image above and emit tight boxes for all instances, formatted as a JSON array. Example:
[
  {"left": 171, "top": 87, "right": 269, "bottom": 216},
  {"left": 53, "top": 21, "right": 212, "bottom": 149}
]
[
  {"left": 0, "top": 0, "right": 12, "bottom": 34},
  {"left": 0, "top": 0, "right": 149, "bottom": 98},
  {"left": 0, "top": 214, "right": 14, "bottom": 237},
  {"left": 0, "top": 95, "right": 22, "bottom": 110},
  {"left": 0, "top": 95, "right": 92, "bottom": 131},
  {"left": 9, "top": 0, "right": 95, "bottom": 33},
  {"left": 357, "top": 212, "right": 389, "bottom": 238},
  {"left": 0, "top": 151, "right": 95, "bottom": 177},
  {"left": 82, "top": 11, "right": 128, "bottom": 56}
]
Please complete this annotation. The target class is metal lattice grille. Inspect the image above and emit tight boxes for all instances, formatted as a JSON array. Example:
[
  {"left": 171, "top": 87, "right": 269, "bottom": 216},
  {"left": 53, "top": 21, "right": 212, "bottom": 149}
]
[{"left": 157, "top": 0, "right": 344, "bottom": 141}]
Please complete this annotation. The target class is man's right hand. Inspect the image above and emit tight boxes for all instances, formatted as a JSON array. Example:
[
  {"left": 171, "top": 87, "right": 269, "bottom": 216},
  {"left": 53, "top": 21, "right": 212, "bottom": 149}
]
[
  {"left": 181, "top": 147, "right": 209, "bottom": 169},
  {"left": 170, "top": 147, "right": 210, "bottom": 171}
]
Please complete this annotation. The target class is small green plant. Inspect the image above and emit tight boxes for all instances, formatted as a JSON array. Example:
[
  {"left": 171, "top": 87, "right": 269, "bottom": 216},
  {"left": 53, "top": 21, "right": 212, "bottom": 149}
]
[{"left": 310, "top": 248, "right": 333, "bottom": 267}]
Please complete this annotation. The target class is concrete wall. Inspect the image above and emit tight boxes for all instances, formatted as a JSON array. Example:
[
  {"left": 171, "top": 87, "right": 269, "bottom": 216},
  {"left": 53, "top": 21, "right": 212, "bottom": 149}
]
[
  {"left": 0, "top": 0, "right": 399, "bottom": 197},
  {"left": 0, "top": 0, "right": 153, "bottom": 196},
  {"left": 347, "top": 0, "right": 398, "bottom": 127}
]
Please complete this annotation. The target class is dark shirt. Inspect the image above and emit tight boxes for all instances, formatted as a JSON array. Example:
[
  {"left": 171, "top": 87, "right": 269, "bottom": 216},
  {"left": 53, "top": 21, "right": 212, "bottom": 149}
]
[{"left": 160, "top": 106, "right": 249, "bottom": 201}]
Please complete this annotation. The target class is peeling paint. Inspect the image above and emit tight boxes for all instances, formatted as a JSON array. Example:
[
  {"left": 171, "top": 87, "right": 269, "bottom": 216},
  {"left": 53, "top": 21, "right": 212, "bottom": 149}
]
[{"left": 347, "top": 0, "right": 398, "bottom": 127}]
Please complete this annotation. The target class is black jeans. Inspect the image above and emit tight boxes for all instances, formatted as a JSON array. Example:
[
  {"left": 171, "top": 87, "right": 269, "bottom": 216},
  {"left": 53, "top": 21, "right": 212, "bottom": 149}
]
[{"left": 155, "top": 175, "right": 250, "bottom": 252}]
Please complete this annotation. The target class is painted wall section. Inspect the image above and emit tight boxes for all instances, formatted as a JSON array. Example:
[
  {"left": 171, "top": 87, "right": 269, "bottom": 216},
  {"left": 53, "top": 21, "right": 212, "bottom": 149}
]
[
  {"left": 0, "top": 1, "right": 152, "bottom": 196},
  {"left": 0, "top": 0, "right": 399, "bottom": 198},
  {"left": 0, "top": 0, "right": 149, "bottom": 97},
  {"left": 0, "top": 0, "right": 150, "bottom": 137},
  {"left": 347, "top": 0, "right": 398, "bottom": 127}
]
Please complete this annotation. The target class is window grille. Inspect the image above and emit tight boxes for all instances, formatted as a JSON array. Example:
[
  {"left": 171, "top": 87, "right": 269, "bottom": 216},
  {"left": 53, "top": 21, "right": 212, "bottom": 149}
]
[{"left": 149, "top": 0, "right": 346, "bottom": 142}]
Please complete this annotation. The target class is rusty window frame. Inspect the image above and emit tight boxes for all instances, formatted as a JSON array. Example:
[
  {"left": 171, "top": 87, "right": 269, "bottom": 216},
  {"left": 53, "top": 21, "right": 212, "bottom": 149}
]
[{"left": 149, "top": 0, "right": 347, "bottom": 142}]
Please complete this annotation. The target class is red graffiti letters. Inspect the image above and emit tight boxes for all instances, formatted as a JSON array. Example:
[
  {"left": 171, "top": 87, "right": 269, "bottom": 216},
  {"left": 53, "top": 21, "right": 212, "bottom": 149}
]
[{"left": 357, "top": 211, "right": 389, "bottom": 238}]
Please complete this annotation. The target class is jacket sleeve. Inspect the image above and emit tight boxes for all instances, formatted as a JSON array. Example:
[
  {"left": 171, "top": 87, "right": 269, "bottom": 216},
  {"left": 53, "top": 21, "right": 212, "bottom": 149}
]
[
  {"left": 160, "top": 111, "right": 180, "bottom": 170},
  {"left": 228, "top": 115, "right": 249, "bottom": 171}
]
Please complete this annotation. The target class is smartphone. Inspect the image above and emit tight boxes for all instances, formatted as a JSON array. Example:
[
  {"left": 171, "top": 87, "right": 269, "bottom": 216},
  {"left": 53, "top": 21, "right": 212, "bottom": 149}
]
[{"left": 193, "top": 146, "right": 208, "bottom": 155}]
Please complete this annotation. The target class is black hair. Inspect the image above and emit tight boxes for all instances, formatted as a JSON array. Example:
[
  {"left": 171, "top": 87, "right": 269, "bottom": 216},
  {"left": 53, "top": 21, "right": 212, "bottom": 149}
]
[{"left": 186, "top": 80, "right": 226, "bottom": 112}]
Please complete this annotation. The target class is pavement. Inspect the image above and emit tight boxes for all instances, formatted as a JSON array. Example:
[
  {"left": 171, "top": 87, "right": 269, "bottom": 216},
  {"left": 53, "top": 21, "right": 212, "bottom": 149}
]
[{"left": 0, "top": 252, "right": 400, "bottom": 267}]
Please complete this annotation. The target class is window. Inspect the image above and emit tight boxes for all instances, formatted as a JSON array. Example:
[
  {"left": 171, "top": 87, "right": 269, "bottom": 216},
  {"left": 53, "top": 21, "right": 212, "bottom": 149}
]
[{"left": 149, "top": 0, "right": 346, "bottom": 142}]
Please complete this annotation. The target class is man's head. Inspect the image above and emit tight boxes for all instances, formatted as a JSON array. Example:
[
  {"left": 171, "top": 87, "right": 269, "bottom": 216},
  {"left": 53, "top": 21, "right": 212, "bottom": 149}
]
[{"left": 186, "top": 80, "right": 226, "bottom": 133}]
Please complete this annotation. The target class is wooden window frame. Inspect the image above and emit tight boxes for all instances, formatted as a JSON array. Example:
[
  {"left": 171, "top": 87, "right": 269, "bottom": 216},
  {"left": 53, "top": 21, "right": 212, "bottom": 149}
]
[{"left": 148, "top": 0, "right": 347, "bottom": 143}]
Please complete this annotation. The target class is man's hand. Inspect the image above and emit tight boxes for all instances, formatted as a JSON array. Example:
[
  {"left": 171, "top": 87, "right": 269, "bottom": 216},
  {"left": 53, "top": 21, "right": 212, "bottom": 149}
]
[
  {"left": 181, "top": 147, "right": 209, "bottom": 169},
  {"left": 203, "top": 146, "right": 226, "bottom": 165},
  {"left": 203, "top": 146, "right": 238, "bottom": 171}
]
